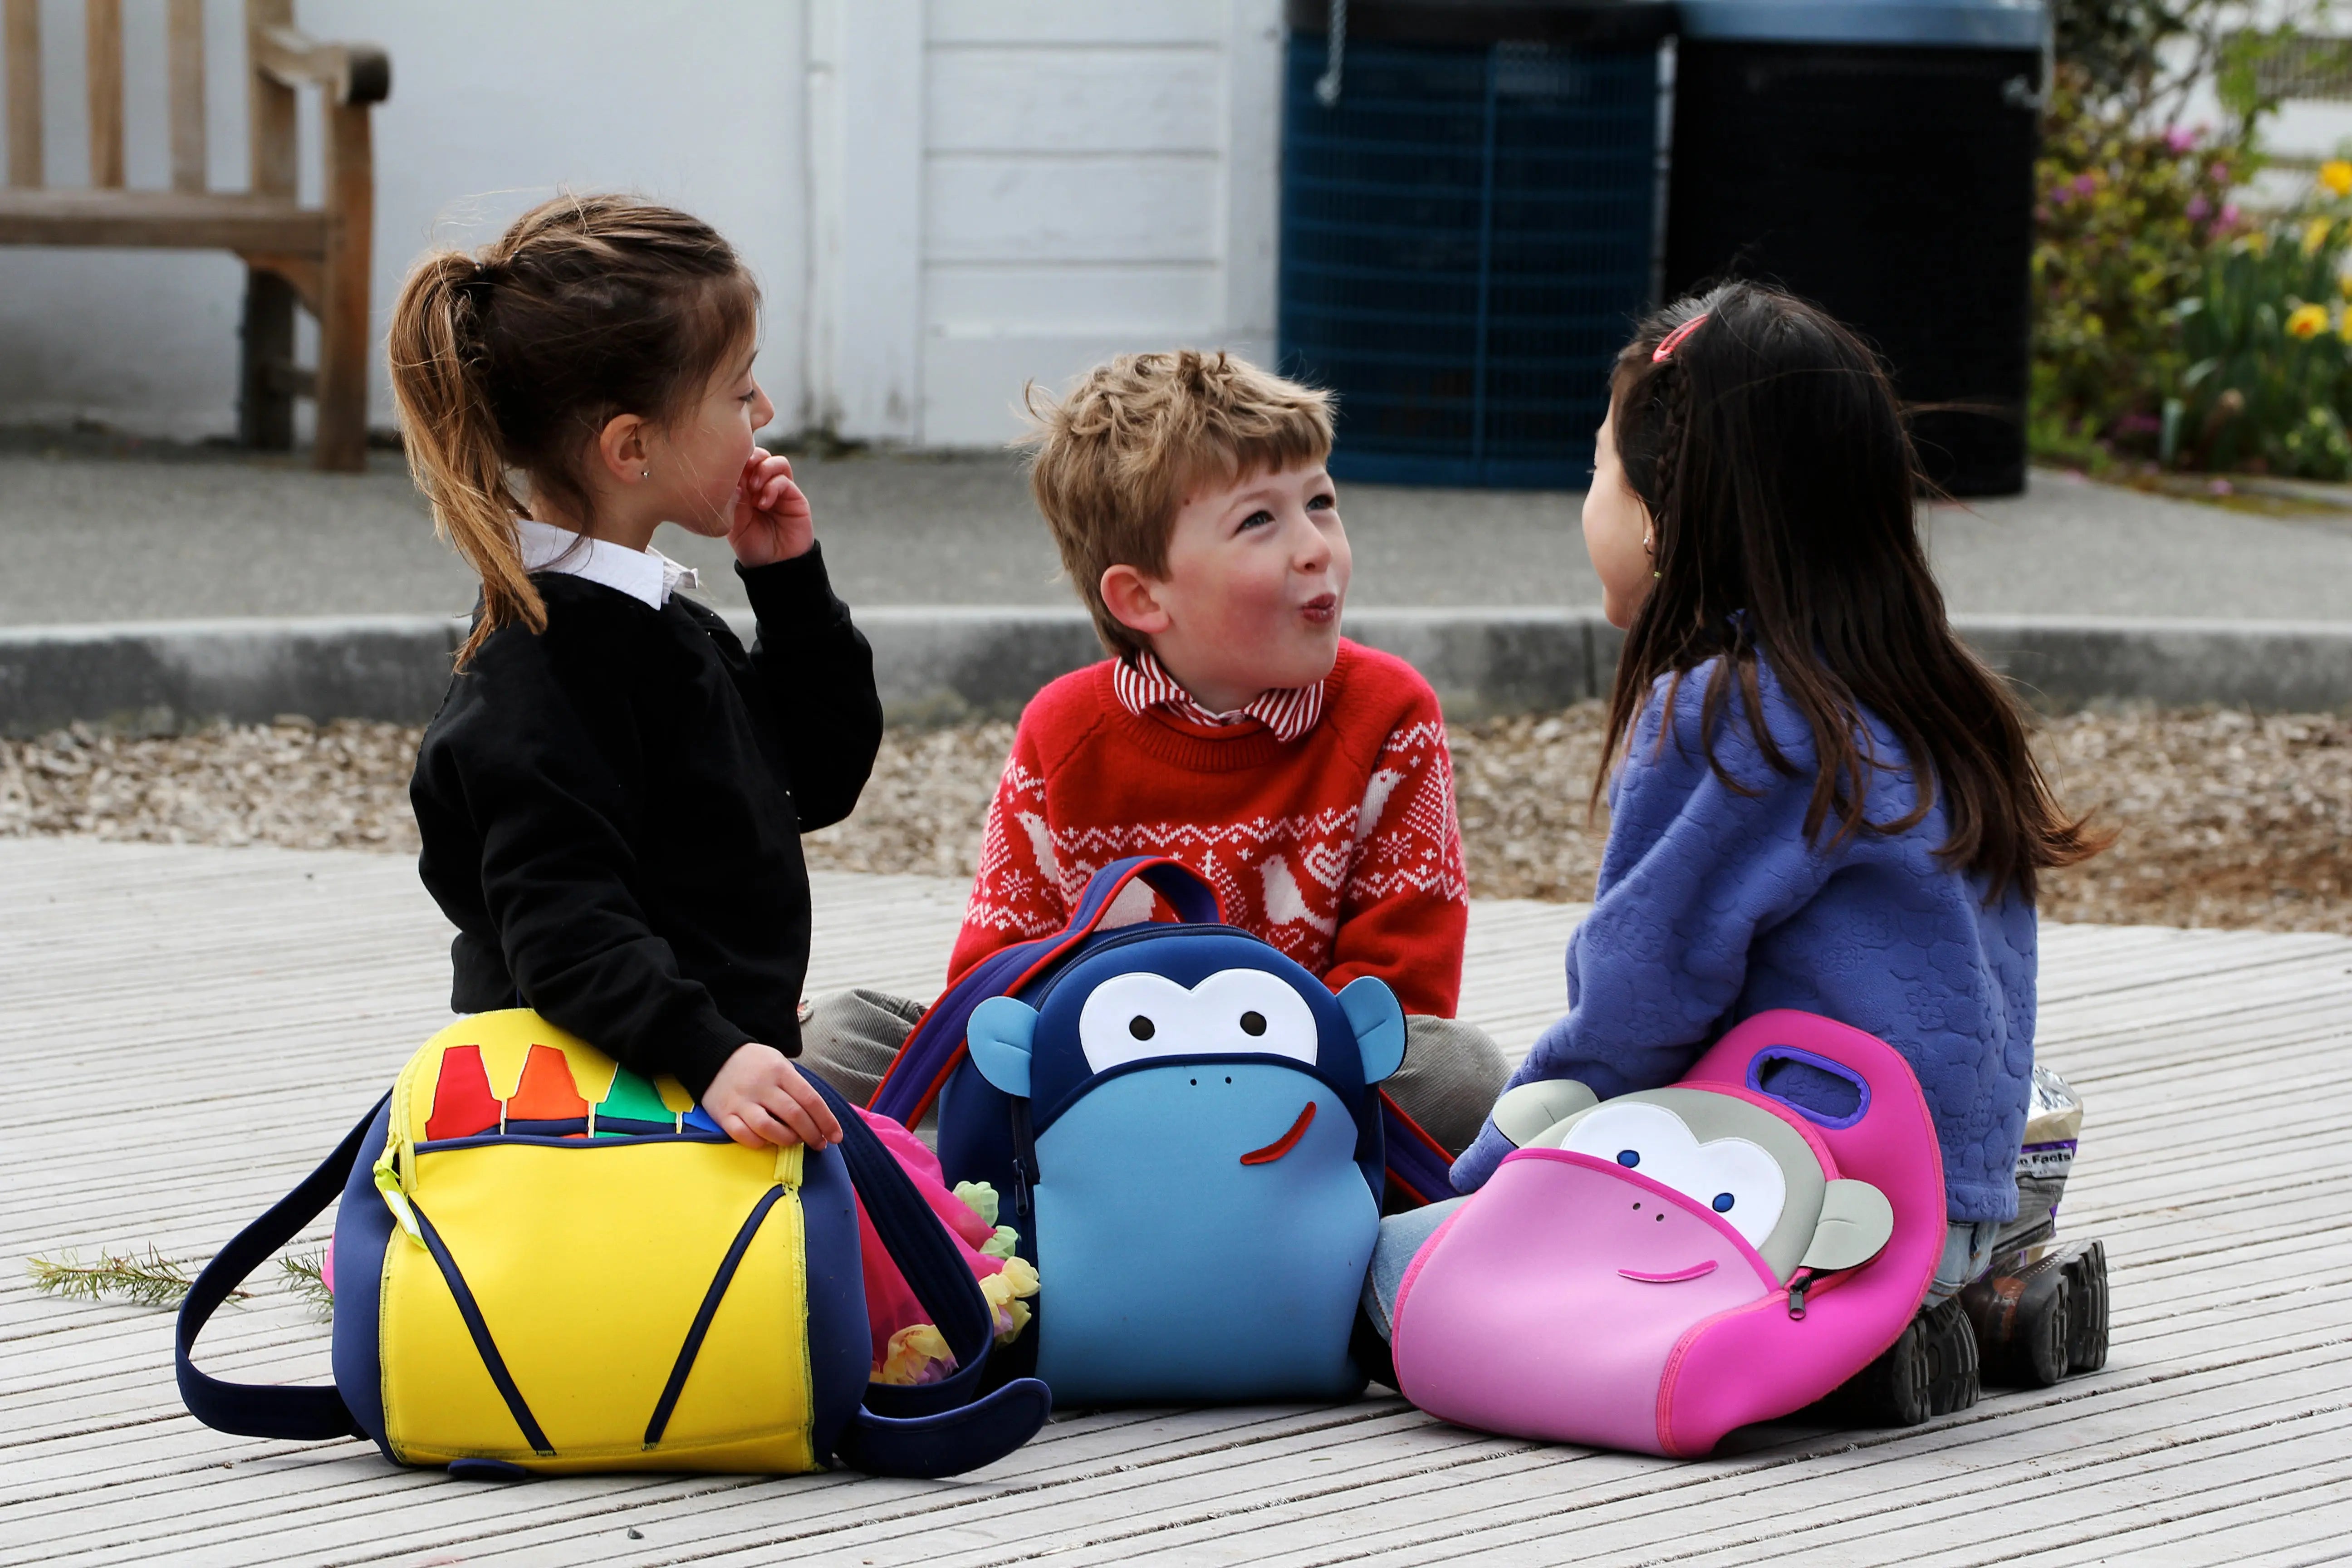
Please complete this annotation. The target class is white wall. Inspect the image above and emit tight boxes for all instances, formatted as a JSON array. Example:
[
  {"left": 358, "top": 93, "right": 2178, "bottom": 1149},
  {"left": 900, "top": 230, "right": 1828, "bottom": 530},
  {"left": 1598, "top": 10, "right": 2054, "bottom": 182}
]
[
  {"left": 912, "top": 0, "right": 1285, "bottom": 446},
  {"left": 0, "top": 0, "right": 808, "bottom": 440},
  {"left": 0, "top": 0, "right": 1286, "bottom": 449}
]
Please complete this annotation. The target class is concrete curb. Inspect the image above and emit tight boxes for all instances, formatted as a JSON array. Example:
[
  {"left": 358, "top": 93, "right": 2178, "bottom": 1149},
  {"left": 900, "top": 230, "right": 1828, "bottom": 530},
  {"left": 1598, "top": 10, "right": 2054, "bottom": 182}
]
[{"left": 3, "top": 608, "right": 2349, "bottom": 736}]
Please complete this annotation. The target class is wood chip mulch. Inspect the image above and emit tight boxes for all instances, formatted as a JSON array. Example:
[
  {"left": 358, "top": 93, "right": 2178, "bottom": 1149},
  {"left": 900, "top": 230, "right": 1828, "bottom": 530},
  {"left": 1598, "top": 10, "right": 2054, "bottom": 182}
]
[{"left": 4, "top": 705, "right": 2347, "bottom": 933}]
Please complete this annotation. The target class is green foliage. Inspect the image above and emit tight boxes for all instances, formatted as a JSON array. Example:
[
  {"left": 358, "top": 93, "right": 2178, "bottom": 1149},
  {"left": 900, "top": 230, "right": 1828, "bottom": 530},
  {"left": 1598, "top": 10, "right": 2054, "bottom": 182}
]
[
  {"left": 26, "top": 1247, "right": 225, "bottom": 1309},
  {"left": 2030, "top": 66, "right": 2254, "bottom": 462},
  {"left": 279, "top": 1250, "right": 335, "bottom": 1317},
  {"left": 26, "top": 1245, "right": 332, "bottom": 1313},
  {"left": 2173, "top": 213, "right": 2352, "bottom": 475}
]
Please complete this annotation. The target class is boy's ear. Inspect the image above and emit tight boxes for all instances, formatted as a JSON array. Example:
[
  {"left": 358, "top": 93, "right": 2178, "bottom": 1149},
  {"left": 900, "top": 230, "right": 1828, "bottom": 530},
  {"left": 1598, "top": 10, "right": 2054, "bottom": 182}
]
[
  {"left": 967, "top": 997, "right": 1039, "bottom": 1098},
  {"left": 1099, "top": 564, "right": 1172, "bottom": 638}
]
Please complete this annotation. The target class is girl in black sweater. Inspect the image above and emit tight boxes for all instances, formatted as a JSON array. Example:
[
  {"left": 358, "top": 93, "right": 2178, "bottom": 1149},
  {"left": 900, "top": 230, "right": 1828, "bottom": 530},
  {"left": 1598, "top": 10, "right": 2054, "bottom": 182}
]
[{"left": 388, "top": 195, "right": 879, "bottom": 1154}]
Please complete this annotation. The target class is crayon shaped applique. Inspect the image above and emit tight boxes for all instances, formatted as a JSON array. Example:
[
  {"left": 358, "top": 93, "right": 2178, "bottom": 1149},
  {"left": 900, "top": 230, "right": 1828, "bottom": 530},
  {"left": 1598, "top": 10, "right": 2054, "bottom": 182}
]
[{"left": 425, "top": 1044, "right": 500, "bottom": 1141}]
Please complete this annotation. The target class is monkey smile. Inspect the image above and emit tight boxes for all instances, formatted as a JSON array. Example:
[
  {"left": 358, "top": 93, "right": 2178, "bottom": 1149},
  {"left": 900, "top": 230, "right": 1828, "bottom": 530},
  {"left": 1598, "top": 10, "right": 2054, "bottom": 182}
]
[
  {"left": 1617, "top": 1260, "right": 1720, "bottom": 1284},
  {"left": 1240, "top": 1102, "right": 1318, "bottom": 1165}
]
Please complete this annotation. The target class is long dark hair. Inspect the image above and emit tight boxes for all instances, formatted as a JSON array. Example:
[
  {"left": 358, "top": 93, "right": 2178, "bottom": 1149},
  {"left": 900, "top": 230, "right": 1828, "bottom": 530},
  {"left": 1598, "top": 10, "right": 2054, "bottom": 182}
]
[{"left": 1600, "top": 282, "right": 2103, "bottom": 900}]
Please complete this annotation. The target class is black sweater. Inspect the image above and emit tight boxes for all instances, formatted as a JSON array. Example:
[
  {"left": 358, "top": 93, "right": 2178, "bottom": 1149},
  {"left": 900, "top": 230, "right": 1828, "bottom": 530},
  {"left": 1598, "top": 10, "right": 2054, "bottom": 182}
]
[{"left": 410, "top": 544, "right": 883, "bottom": 1098}]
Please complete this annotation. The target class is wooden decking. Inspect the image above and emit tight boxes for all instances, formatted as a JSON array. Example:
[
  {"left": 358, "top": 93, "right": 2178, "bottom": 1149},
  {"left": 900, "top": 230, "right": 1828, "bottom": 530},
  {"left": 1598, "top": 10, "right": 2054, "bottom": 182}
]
[{"left": 2, "top": 836, "right": 2347, "bottom": 1566}]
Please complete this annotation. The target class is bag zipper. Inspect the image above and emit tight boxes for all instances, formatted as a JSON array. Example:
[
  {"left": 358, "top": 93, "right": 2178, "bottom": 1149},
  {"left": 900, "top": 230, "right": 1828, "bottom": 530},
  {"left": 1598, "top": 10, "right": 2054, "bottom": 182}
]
[
  {"left": 1008, "top": 1096, "right": 1039, "bottom": 1222},
  {"left": 642, "top": 1183, "right": 791, "bottom": 1448},
  {"left": 407, "top": 1197, "right": 555, "bottom": 1457}
]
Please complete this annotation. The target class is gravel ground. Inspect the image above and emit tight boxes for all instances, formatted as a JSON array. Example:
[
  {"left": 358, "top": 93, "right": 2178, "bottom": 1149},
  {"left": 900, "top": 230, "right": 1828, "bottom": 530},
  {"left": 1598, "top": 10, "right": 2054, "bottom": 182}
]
[{"left": 4, "top": 706, "right": 2347, "bottom": 932}]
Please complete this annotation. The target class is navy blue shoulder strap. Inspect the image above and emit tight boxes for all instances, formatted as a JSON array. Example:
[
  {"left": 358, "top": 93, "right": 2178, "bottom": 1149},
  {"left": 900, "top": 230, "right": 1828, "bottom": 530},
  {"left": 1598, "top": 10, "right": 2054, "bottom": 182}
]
[
  {"left": 804, "top": 1075, "right": 1051, "bottom": 1476},
  {"left": 867, "top": 857, "right": 1220, "bottom": 1127},
  {"left": 176, "top": 1098, "right": 382, "bottom": 1442}
]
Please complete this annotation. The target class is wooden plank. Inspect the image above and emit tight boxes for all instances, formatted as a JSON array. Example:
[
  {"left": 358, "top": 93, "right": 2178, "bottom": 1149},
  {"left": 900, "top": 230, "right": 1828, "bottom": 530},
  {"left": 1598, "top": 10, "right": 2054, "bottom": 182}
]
[
  {"left": 311, "top": 99, "right": 371, "bottom": 471},
  {"left": 167, "top": 0, "right": 207, "bottom": 192},
  {"left": 925, "top": 46, "right": 1221, "bottom": 154},
  {"left": 4, "top": 839, "right": 2351, "bottom": 1564},
  {"left": 0, "top": 188, "right": 324, "bottom": 249},
  {"left": 84, "top": 0, "right": 122, "bottom": 188},
  {"left": 243, "top": 0, "right": 294, "bottom": 198},
  {"left": 3, "top": 0, "right": 39, "bottom": 187},
  {"left": 922, "top": 153, "right": 1221, "bottom": 266}
]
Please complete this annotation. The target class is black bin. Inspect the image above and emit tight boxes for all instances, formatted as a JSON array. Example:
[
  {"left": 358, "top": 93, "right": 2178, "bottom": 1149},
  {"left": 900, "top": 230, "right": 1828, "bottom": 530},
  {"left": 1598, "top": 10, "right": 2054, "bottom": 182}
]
[
  {"left": 1281, "top": 1, "right": 1676, "bottom": 488},
  {"left": 1666, "top": 0, "right": 2048, "bottom": 496}
]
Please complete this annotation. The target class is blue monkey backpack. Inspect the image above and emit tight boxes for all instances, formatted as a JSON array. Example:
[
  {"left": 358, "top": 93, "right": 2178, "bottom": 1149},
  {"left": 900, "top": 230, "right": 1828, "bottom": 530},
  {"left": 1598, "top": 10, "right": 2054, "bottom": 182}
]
[{"left": 869, "top": 858, "right": 1410, "bottom": 1405}]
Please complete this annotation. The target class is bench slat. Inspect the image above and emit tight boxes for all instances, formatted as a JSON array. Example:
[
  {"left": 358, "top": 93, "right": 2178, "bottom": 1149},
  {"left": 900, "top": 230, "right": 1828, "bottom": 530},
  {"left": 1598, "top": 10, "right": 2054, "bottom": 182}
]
[
  {"left": 84, "top": 0, "right": 121, "bottom": 189},
  {"left": 0, "top": 188, "right": 323, "bottom": 250},
  {"left": 168, "top": 0, "right": 205, "bottom": 193},
  {"left": 4, "top": 0, "right": 39, "bottom": 188}
]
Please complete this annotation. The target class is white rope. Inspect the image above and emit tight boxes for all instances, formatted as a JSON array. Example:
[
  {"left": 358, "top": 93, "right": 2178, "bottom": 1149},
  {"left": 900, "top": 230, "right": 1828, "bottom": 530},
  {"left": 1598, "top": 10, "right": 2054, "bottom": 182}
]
[{"left": 1314, "top": 0, "right": 1348, "bottom": 107}]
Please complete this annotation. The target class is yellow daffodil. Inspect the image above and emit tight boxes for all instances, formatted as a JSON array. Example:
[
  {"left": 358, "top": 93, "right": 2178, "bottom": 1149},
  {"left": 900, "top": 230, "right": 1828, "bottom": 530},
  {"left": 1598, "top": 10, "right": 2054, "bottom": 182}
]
[
  {"left": 2288, "top": 302, "right": 2330, "bottom": 338},
  {"left": 2245, "top": 230, "right": 2272, "bottom": 258},
  {"left": 2322, "top": 159, "right": 2352, "bottom": 197},
  {"left": 2307, "top": 218, "right": 2335, "bottom": 255}
]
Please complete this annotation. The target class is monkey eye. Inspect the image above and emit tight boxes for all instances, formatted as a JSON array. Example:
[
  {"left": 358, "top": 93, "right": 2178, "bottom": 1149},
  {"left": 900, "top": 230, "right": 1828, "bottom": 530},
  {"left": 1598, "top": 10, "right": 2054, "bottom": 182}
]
[
  {"left": 1075, "top": 968, "right": 1318, "bottom": 1074},
  {"left": 1562, "top": 1102, "right": 1787, "bottom": 1250}
]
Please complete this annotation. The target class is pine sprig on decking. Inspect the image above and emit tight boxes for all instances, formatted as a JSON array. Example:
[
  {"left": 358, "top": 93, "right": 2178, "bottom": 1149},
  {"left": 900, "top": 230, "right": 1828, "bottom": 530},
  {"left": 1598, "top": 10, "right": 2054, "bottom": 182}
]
[{"left": 25, "top": 1247, "right": 237, "bottom": 1309}]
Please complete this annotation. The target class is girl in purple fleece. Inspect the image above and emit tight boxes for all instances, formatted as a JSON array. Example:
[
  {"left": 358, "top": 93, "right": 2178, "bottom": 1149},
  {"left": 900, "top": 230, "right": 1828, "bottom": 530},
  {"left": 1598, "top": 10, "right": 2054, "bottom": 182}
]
[{"left": 1450, "top": 284, "right": 2106, "bottom": 1300}]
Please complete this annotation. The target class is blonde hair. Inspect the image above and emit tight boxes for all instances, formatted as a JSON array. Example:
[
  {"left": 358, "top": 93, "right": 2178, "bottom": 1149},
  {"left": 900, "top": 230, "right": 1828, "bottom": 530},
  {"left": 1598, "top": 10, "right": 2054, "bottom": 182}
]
[
  {"left": 1021, "top": 350, "right": 1334, "bottom": 660},
  {"left": 386, "top": 194, "right": 759, "bottom": 666}
]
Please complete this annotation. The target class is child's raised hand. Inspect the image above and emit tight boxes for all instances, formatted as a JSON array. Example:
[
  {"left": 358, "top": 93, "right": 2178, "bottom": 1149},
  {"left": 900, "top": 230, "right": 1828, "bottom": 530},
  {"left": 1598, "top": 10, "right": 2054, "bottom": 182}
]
[
  {"left": 728, "top": 451, "right": 816, "bottom": 568},
  {"left": 703, "top": 1041, "right": 843, "bottom": 1151}
]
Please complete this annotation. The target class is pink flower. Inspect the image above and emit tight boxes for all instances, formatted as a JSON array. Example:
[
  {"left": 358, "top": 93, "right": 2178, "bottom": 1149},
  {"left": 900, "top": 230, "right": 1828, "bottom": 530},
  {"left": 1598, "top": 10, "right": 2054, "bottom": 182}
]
[
  {"left": 2212, "top": 162, "right": 2231, "bottom": 184},
  {"left": 2165, "top": 127, "right": 2198, "bottom": 154},
  {"left": 2221, "top": 202, "right": 2243, "bottom": 227},
  {"left": 2073, "top": 172, "right": 2098, "bottom": 197},
  {"left": 2187, "top": 194, "right": 2212, "bottom": 221}
]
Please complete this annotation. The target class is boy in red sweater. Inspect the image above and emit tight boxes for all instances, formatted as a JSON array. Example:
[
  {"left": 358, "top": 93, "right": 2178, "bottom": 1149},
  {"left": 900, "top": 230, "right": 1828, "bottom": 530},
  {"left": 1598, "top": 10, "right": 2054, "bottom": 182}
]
[{"left": 803, "top": 350, "right": 1507, "bottom": 1162}]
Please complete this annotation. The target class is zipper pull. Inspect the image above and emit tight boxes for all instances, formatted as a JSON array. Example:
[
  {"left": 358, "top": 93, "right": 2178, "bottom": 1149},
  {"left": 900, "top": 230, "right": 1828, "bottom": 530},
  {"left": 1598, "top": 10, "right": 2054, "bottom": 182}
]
[
  {"left": 1787, "top": 1267, "right": 1823, "bottom": 1320},
  {"left": 372, "top": 1147, "right": 423, "bottom": 1245},
  {"left": 1010, "top": 1154, "right": 1033, "bottom": 1220}
]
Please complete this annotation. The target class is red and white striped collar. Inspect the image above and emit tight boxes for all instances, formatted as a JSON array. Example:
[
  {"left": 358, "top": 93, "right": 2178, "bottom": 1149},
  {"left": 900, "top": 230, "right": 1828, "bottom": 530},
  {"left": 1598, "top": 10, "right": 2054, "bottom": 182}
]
[{"left": 1111, "top": 649, "right": 1326, "bottom": 742}]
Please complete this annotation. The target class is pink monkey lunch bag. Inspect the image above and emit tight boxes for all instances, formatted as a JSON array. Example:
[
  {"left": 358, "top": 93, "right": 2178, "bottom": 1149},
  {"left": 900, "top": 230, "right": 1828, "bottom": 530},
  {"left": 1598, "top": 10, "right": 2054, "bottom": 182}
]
[{"left": 1388, "top": 1010, "right": 1945, "bottom": 1456}]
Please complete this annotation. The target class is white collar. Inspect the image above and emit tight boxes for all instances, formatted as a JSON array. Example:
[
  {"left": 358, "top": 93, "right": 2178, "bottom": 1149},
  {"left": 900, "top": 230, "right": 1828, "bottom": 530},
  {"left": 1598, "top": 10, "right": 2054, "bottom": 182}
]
[{"left": 514, "top": 519, "right": 700, "bottom": 610}]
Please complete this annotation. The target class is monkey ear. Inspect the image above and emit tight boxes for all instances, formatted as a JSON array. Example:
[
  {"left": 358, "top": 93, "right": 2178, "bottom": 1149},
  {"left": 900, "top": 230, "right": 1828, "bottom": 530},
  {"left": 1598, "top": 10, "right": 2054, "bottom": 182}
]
[
  {"left": 967, "top": 996, "right": 1038, "bottom": 1098},
  {"left": 1798, "top": 1179, "right": 1896, "bottom": 1273},
  {"left": 1491, "top": 1079, "right": 1600, "bottom": 1148},
  {"left": 1336, "top": 977, "right": 1406, "bottom": 1084}
]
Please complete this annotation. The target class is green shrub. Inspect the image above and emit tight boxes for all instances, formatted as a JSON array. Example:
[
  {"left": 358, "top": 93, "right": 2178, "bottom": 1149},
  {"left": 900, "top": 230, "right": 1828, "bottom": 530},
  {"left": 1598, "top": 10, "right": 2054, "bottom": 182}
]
[
  {"left": 2171, "top": 203, "right": 2352, "bottom": 476},
  {"left": 2029, "top": 67, "right": 2254, "bottom": 464}
]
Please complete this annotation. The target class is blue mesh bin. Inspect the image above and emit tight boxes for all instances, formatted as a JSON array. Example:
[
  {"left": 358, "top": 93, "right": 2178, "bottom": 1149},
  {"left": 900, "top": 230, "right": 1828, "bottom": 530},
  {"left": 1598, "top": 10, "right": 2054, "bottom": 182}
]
[{"left": 1279, "top": 4, "right": 1670, "bottom": 488}]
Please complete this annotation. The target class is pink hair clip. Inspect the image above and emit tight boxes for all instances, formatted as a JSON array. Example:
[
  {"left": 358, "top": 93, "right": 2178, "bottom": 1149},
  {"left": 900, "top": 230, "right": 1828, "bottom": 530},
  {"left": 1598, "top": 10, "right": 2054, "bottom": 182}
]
[{"left": 1651, "top": 313, "right": 1709, "bottom": 363}]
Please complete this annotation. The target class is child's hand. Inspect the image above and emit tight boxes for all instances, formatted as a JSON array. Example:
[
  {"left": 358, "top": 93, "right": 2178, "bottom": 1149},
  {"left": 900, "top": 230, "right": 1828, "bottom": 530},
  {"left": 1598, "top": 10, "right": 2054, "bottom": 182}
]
[
  {"left": 703, "top": 1042, "right": 843, "bottom": 1151},
  {"left": 728, "top": 451, "right": 816, "bottom": 568}
]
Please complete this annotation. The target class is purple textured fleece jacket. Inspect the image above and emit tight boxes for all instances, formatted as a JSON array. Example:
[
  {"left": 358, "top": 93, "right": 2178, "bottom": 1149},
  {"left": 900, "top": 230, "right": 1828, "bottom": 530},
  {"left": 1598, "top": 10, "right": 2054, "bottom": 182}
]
[{"left": 1449, "top": 657, "right": 2037, "bottom": 1223}]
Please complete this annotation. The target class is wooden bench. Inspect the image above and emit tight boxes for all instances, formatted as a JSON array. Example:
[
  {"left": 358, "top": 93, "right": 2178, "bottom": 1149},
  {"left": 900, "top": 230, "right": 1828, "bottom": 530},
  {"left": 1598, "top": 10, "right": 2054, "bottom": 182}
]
[{"left": 0, "top": 0, "right": 388, "bottom": 471}]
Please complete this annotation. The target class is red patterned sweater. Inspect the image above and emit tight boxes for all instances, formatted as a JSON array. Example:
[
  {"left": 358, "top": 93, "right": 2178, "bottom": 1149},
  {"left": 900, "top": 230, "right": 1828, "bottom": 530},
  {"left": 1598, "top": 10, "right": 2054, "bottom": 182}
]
[{"left": 948, "top": 640, "right": 1470, "bottom": 1016}]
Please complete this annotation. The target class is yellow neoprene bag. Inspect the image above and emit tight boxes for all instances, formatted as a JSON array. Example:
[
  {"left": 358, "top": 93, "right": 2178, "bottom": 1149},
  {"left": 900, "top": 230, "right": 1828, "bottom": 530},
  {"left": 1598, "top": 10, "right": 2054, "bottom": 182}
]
[{"left": 176, "top": 1010, "right": 1051, "bottom": 1479}]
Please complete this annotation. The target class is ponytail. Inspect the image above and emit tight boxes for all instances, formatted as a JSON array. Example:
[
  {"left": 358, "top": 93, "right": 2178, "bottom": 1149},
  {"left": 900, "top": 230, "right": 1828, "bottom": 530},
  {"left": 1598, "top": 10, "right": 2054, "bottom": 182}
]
[
  {"left": 386, "top": 251, "right": 541, "bottom": 668},
  {"left": 384, "top": 194, "right": 761, "bottom": 670}
]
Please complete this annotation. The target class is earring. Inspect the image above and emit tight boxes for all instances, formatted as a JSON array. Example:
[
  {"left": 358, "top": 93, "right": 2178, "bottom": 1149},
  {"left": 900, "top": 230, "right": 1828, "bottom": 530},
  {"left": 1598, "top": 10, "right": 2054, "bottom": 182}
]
[{"left": 641, "top": 468, "right": 651, "bottom": 479}]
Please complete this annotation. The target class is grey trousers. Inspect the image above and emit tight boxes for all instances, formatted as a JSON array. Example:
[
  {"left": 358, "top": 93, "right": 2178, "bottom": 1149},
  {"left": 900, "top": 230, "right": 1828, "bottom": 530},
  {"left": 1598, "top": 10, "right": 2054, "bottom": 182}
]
[{"left": 797, "top": 988, "right": 1511, "bottom": 1161}]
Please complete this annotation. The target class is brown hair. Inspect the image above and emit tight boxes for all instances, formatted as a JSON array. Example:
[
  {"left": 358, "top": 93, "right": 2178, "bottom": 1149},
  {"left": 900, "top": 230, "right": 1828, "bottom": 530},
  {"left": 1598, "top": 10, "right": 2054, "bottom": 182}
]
[
  {"left": 386, "top": 194, "right": 759, "bottom": 666},
  {"left": 1602, "top": 282, "right": 2105, "bottom": 901},
  {"left": 1020, "top": 350, "right": 1333, "bottom": 660}
]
